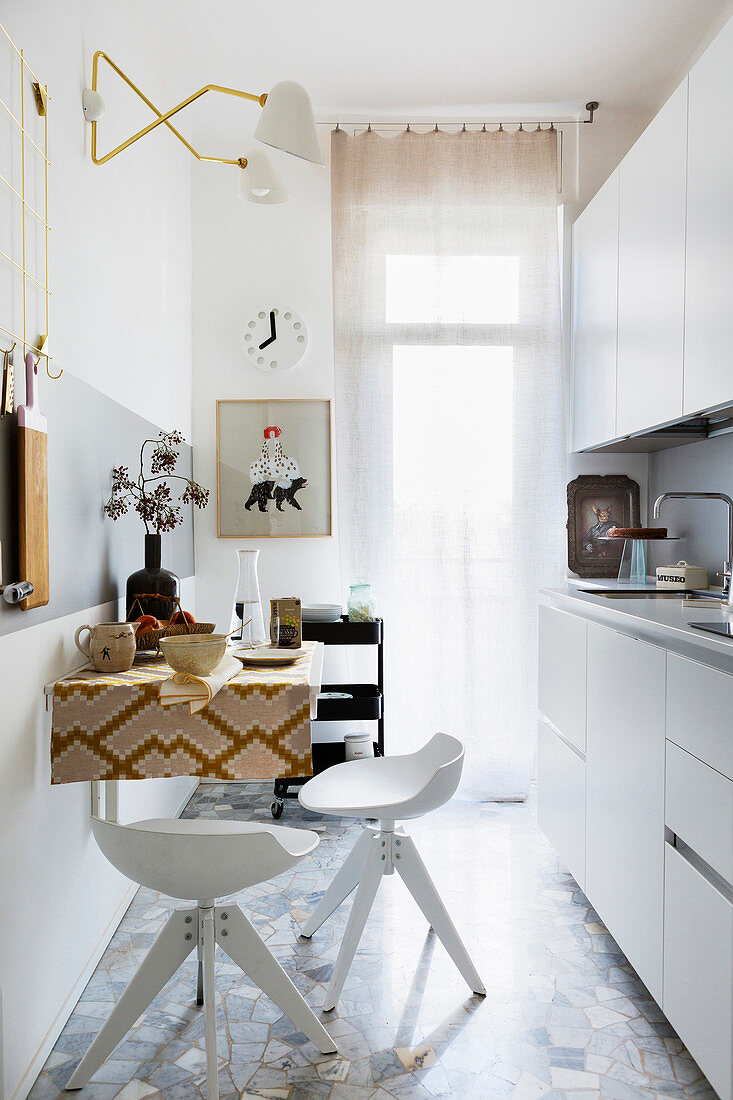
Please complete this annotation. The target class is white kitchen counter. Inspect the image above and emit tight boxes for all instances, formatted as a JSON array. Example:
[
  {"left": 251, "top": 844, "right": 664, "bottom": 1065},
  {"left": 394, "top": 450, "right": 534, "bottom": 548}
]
[
  {"left": 540, "top": 581, "right": 733, "bottom": 674},
  {"left": 538, "top": 581, "right": 733, "bottom": 1100}
]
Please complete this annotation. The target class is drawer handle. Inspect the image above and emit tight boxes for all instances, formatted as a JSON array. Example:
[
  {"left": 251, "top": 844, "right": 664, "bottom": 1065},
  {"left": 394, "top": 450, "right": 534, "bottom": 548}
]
[{"left": 670, "top": 839, "right": 733, "bottom": 902}]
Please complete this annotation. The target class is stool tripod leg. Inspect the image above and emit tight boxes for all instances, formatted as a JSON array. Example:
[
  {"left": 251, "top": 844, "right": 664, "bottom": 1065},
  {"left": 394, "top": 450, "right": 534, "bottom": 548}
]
[
  {"left": 323, "top": 837, "right": 385, "bottom": 1011},
  {"left": 196, "top": 934, "right": 204, "bottom": 1006},
  {"left": 395, "top": 836, "right": 486, "bottom": 996},
  {"left": 216, "top": 906, "right": 337, "bottom": 1054},
  {"left": 66, "top": 908, "right": 196, "bottom": 1089},
  {"left": 301, "top": 828, "right": 372, "bottom": 938},
  {"left": 201, "top": 907, "right": 218, "bottom": 1100}
]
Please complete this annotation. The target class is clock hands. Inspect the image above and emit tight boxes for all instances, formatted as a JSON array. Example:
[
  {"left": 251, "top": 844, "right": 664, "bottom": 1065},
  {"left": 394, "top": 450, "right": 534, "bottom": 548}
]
[{"left": 258, "top": 310, "right": 277, "bottom": 350}]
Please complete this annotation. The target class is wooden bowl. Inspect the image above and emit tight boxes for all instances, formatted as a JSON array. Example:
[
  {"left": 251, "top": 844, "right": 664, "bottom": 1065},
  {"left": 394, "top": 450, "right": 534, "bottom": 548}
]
[{"left": 159, "top": 634, "right": 228, "bottom": 676}]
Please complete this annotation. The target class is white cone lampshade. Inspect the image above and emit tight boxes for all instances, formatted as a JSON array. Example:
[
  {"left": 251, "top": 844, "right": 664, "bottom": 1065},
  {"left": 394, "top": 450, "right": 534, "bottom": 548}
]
[
  {"left": 239, "top": 148, "right": 289, "bottom": 204},
  {"left": 254, "top": 81, "right": 324, "bottom": 166}
]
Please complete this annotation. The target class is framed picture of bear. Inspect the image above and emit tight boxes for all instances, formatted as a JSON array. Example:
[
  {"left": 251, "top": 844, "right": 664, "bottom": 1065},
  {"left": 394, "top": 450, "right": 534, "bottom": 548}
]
[
  {"left": 567, "top": 474, "right": 641, "bottom": 578},
  {"left": 216, "top": 399, "right": 332, "bottom": 538}
]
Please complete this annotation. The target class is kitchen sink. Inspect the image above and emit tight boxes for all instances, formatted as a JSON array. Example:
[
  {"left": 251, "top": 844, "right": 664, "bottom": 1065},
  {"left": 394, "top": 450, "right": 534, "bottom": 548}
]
[{"left": 580, "top": 589, "right": 723, "bottom": 601}]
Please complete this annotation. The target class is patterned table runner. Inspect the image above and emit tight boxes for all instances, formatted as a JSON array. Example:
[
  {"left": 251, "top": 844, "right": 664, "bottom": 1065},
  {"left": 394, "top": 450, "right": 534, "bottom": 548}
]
[{"left": 49, "top": 643, "right": 321, "bottom": 784}]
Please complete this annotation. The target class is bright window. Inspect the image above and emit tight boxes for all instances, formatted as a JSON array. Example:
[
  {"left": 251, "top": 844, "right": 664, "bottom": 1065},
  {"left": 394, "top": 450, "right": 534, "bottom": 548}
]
[
  {"left": 386, "top": 255, "right": 519, "bottom": 324},
  {"left": 392, "top": 346, "right": 513, "bottom": 513}
]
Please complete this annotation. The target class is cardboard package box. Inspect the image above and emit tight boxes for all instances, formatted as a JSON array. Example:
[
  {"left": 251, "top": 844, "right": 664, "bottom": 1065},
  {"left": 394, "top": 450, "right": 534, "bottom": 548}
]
[{"left": 270, "top": 597, "right": 302, "bottom": 648}]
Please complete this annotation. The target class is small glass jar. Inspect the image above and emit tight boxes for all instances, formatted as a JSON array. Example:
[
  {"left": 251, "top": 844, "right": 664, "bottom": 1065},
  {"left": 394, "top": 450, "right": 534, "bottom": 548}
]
[{"left": 348, "top": 581, "right": 376, "bottom": 622}]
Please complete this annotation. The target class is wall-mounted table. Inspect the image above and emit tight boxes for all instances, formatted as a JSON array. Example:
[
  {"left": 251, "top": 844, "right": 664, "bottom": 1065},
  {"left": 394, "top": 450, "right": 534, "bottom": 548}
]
[{"left": 44, "top": 642, "right": 323, "bottom": 821}]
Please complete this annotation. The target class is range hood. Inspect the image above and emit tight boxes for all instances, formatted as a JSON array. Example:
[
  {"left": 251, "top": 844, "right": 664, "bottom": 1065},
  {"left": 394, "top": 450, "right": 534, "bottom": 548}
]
[{"left": 581, "top": 402, "right": 733, "bottom": 454}]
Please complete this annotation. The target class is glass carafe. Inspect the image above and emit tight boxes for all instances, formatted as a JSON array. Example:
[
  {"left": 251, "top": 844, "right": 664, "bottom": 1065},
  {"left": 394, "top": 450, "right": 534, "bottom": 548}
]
[{"left": 232, "top": 549, "right": 267, "bottom": 646}]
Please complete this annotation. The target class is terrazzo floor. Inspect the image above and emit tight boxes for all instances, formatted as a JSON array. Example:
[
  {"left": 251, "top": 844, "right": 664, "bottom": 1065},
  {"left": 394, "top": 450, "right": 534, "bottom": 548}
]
[{"left": 29, "top": 783, "right": 716, "bottom": 1100}]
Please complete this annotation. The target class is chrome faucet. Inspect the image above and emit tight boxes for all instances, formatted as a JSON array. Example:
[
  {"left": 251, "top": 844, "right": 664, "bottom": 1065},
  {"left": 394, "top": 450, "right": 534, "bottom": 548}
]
[{"left": 653, "top": 492, "right": 733, "bottom": 604}]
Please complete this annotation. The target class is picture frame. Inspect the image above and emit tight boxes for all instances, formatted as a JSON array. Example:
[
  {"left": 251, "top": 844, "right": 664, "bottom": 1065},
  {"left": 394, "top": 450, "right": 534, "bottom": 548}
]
[
  {"left": 216, "top": 399, "right": 332, "bottom": 538},
  {"left": 567, "top": 474, "right": 641, "bottom": 578}
]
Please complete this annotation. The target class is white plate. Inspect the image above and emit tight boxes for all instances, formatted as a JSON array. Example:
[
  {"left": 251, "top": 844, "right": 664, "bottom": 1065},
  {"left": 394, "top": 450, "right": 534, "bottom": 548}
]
[
  {"left": 303, "top": 605, "right": 342, "bottom": 622},
  {"left": 234, "top": 646, "right": 306, "bottom": 667}
]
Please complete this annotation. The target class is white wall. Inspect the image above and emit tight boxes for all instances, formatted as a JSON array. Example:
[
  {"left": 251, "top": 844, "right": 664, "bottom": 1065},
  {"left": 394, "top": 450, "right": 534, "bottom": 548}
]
[
  {"left": 0, "top": 4, "right": 194, "bottom": 1098},
  {"left": 191, "top": 129, "right": 340, "bottom": 633}
]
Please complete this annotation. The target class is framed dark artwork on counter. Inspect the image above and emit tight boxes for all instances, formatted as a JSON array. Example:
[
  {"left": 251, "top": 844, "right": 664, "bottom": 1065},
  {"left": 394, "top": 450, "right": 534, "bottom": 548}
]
[
  {"left": 567, "top": 474, "right": 641, "bottom": 578},
  {"left": 216, "top": 399, "right": 332, "bottom": 538}
]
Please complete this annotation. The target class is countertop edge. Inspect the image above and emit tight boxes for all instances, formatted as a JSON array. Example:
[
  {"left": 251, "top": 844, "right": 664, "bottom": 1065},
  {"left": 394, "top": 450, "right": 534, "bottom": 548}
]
[{"left": 540, "top": 585, "right": 733, "bottom": 675}]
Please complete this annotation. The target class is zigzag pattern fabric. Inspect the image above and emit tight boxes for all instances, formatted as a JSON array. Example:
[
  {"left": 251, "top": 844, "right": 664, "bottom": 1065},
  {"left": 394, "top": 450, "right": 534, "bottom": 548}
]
[{"left": 50, "top": 647, "right": 317, "bottom": 784}]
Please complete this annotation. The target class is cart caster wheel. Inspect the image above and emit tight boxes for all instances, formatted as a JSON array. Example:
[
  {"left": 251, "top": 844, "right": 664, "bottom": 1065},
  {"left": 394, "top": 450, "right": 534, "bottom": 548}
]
[{"left": 271, "top": 799, "right": 284, "bottom": 820}]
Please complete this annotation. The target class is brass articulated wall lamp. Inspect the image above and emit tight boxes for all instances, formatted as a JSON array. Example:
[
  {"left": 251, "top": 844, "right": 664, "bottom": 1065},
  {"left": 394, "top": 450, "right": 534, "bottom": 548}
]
[{"left": 82, "top": 51, "right": 323, "bottom": 203}]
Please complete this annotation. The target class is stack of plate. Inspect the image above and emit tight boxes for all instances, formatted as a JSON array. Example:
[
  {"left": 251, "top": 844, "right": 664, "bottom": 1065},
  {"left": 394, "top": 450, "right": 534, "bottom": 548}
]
[{"left": 302, "top": 603, "right": 342, "bottom": 623}]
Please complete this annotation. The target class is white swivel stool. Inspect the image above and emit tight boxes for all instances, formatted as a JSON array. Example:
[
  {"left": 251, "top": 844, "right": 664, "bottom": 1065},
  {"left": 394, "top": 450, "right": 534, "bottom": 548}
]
[
  {"left": 66, "top": 817, "right": 336, "bottom": 1100},
  {"left": 298, "top": 732, "right": 486, "bottom": 1010}
]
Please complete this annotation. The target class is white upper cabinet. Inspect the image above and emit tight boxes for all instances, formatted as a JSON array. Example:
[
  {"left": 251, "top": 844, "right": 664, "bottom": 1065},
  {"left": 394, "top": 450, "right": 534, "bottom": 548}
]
[
  {"left": 616, "top": 80, "right": 688, "bottom": 436},
  {"left": 572, "top": 169, "right": 619, "bottom": 452},
  {"left": 685, "top": 16, "right": 733, "bottom": 415},
  {"left": 572, "top": 14, "right": 733, "bottom": 447}
]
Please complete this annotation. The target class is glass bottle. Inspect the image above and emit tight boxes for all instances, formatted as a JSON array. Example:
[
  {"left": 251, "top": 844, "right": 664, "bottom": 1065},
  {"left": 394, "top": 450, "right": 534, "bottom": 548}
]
[
  {"left": 348, "top": 581, "right": 376, "bottom": 622},
  {"left": 232, "top": 549, "right": 267, "bottom": 646}
]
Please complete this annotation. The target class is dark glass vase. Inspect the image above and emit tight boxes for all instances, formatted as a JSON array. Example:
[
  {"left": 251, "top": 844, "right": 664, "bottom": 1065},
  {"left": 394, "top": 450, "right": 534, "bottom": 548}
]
[{"left": 126, "top": 533, "right": 179, "bottom": 622}]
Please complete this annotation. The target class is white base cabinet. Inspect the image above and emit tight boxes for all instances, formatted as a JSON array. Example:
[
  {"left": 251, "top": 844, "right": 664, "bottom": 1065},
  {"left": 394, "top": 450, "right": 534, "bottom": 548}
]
[
  {"left": 666, "top": 651, "right": 733, "bottom": 781},
  {"left": 664, "top": 843, "right": 733, "bottom": 1100},
  {"left": 585, "top": 623, "right": 666, "bottom": 1003},
  {"left": 538, "top": 720, "right": 586, "bottom": 891},
  {"left": 539, "top": 602, "right": 733, "bottom": 1095},
  {"left": 538, "top": 605, "right": 587, "bottom": 753}
]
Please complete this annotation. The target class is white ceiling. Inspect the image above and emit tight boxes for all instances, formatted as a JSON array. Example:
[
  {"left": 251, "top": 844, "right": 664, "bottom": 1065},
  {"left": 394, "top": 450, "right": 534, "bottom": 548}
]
[
  {"left": 158, "top": 0, "right": 731, "bottom": 120},
  {"left": 133, "top": 0, "right": 733, "bottom": 209}
]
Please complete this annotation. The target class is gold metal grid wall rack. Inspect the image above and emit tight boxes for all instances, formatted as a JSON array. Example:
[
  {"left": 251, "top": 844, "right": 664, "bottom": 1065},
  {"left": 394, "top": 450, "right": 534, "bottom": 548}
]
[{"left": 0, "top": 21, "right": 58, "bottom": 379}]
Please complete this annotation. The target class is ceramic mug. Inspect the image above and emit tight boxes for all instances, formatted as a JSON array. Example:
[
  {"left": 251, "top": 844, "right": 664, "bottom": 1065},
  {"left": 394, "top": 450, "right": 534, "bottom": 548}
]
[{"left": 75, "top": 621, "right": 139, "bottom": 673}]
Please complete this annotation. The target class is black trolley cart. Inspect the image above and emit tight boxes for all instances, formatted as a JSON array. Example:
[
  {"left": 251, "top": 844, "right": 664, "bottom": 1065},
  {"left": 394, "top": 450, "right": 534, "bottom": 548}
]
[{"left": 270, "top": 616, "right": 384, "bottom": 818}]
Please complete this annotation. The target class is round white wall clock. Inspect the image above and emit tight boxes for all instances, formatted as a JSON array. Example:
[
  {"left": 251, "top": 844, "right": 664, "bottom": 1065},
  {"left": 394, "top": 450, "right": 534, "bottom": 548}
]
[{"left": 243, "top": 307, "right": 308, "bottom": 373}]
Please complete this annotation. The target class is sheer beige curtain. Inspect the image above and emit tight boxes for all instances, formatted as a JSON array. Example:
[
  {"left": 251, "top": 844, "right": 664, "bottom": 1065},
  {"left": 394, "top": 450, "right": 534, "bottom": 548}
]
[{"left": 331, "top": 128, "right": 564, "bottom": 799}]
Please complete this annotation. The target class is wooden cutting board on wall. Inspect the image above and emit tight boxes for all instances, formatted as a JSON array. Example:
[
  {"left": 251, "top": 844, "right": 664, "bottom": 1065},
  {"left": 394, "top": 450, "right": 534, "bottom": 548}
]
[{"left": 17, "top": 352, "right": 49, "bottom": 609}]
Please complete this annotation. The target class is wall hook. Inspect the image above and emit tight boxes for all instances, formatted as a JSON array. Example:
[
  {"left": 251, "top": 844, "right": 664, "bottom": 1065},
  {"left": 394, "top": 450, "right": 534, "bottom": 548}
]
[{"left": 45, "top": 355, "right": 63, "bottom": 380}]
